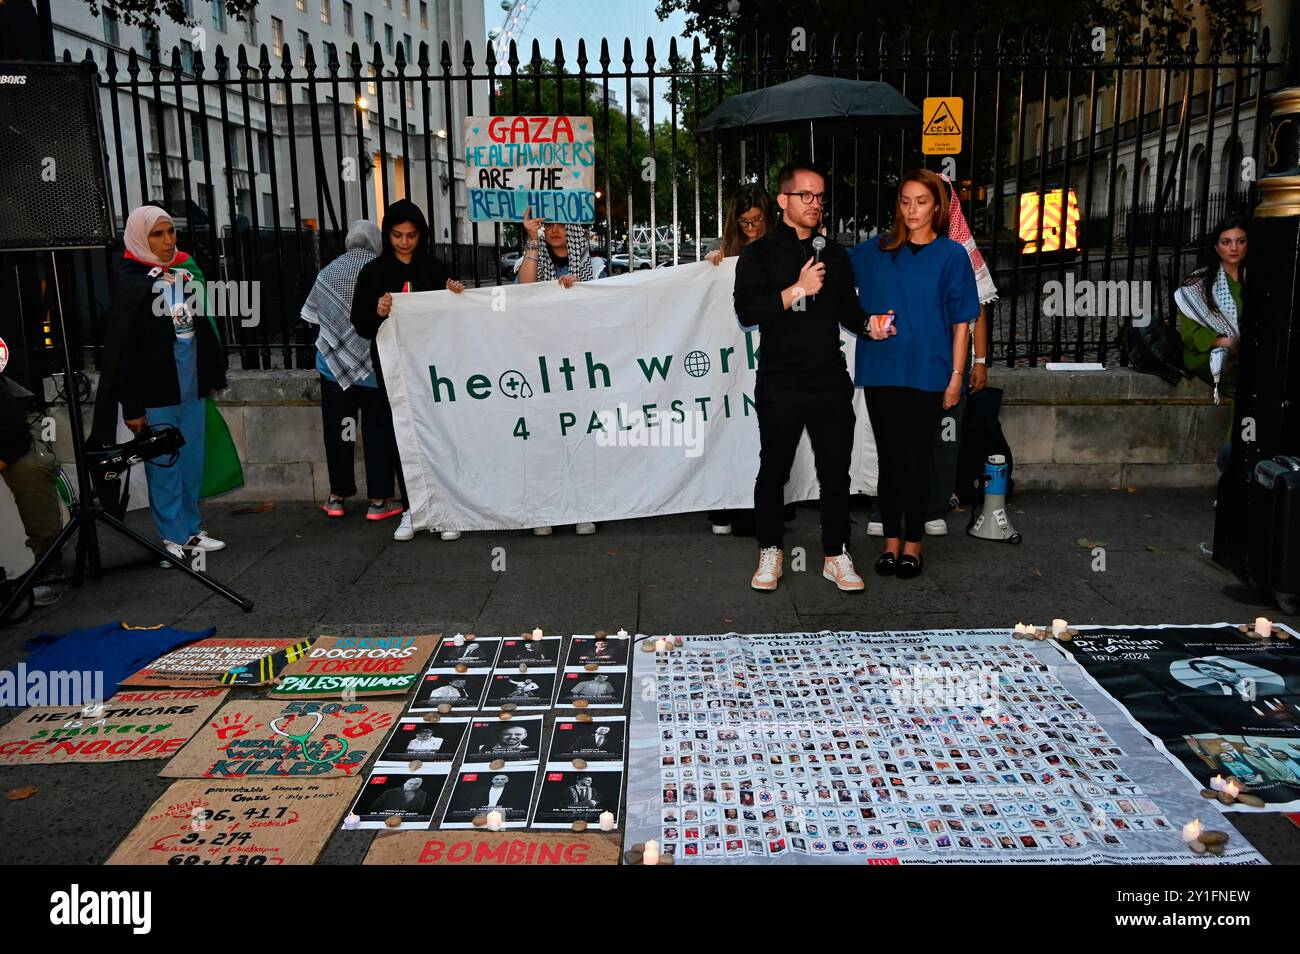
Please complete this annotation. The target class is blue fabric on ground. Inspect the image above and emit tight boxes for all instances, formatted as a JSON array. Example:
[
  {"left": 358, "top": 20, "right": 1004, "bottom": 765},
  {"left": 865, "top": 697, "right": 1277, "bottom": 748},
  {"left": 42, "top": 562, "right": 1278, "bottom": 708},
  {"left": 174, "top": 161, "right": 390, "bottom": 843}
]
[{"left": 14, "top": 622, "right": 216, "bottom": 697}]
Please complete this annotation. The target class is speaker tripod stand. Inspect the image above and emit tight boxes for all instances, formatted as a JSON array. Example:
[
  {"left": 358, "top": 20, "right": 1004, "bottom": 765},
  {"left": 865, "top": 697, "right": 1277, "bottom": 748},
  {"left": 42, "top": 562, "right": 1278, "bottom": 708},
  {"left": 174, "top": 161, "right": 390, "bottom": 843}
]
[{"left": 0, "top": 251, "right": 252, "bottom": 624}]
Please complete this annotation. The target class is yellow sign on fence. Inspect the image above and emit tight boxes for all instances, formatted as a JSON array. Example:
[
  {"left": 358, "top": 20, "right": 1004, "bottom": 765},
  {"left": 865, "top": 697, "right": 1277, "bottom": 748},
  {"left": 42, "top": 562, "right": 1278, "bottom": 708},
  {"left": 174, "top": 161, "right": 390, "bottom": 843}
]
[
  {"left": 921, "top": 97, "right": 963, "bottom": 154},
  {"left": 1018, "top": 189, "right": 1081, "bottom": 254}
]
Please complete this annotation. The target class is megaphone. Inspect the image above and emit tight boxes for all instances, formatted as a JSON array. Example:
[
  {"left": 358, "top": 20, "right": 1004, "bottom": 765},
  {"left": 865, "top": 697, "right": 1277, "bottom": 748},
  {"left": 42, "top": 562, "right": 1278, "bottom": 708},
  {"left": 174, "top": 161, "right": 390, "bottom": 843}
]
[
  {"left": 86, "top": 424, "right": 185, "bottom": 483},
  {"left": 966, "top": 454, "right": 1021, "bottom": 544}
]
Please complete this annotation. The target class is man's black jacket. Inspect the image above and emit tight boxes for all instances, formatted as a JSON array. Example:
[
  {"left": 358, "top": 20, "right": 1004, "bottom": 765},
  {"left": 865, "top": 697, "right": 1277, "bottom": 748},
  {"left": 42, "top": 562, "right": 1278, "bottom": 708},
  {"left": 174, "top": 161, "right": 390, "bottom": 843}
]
[{"left": 733, "top": 218, "right": 868, "bottom": 384}]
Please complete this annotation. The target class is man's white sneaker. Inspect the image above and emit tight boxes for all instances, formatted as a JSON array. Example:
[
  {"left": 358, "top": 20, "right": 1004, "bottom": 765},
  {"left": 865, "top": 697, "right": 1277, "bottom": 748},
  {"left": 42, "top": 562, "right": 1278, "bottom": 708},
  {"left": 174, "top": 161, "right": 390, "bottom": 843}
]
[
  {"left": 393, "top": 512, "right": 415, "bottom": 541},
  {"left": 751, "top": 547, "right": 784, "bottom": 591},
  {"left": 867, "top": 521, "right": 885, "bottom": 537},
  {"left": 32, "top": 584, "right": 62, "bottom": 607},
  {"left": 189, "top": 530, "right": 226, "bottom": 551},
  {"left": 533, "top": 526, "right": 554, "bottom": 536},
  {"left": 924, "top": 519, "right": 948, "bottom": 536},
  {"left": 712, "top": 523, "right": 733, "bottom": 535},
  {"left": 440, "top": 530, "right": 462, "bottom": 541},
  {"left": 575, "top": 522, "right": 597, "bottom": 535},
  {"left": 823, "top": 548, "right": 865, "bottom": 592},
  {"left": 160, "top": 540, "right": 189, "bottom": 568}
]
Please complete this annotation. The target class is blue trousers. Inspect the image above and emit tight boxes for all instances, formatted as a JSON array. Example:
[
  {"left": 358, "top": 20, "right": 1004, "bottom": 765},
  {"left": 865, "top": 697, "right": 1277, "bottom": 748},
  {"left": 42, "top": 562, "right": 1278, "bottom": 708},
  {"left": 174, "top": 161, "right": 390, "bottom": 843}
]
[{"left": 144, "top": 399, "right": 205, "bottom": 544}]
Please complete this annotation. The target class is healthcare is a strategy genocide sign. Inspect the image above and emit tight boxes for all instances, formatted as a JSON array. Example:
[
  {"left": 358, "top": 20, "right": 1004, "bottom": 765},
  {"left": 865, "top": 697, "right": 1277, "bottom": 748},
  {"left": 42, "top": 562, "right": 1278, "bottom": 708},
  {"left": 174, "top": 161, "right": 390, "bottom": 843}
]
[
  {"left": 377, "top": 260, "right": 880, "bottom": 532},
  {"left": 464, "top": 115, "right": 596, "bottom": 223}
]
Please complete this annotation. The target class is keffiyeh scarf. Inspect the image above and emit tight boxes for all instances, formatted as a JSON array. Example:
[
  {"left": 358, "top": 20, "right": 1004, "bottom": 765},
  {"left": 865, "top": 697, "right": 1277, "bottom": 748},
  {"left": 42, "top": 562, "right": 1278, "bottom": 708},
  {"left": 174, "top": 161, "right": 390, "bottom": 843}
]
[
  {"left": 942, "top": 173, "right": 999, "bottom": 305},
  {"left": 301, "top": 247, "right": 378, "bottom": 389},
  {"left": 535, "top": 225, "right": 596, "bottom": 283},
  {"left": 1174, "top": 267, "right": 1239, "bottom": 339}
]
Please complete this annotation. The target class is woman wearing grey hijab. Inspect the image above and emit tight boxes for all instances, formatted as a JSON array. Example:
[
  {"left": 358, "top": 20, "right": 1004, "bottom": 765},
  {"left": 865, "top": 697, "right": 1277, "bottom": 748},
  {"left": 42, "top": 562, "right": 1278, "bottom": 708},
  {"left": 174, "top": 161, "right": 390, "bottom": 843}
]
[{"left": 301, "top": 220, "right": 400, "bottom": 520}]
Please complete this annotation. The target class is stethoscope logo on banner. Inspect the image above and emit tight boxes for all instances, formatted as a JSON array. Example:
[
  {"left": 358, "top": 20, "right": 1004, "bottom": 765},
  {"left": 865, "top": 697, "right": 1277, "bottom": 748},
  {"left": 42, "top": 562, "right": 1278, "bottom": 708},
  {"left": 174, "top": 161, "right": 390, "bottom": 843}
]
[
  {"left": 267, "top": 712, "right": 350, "bottom": 765},
  {"left": 498, "top": 370, "right": 533, "bottom": 399}
]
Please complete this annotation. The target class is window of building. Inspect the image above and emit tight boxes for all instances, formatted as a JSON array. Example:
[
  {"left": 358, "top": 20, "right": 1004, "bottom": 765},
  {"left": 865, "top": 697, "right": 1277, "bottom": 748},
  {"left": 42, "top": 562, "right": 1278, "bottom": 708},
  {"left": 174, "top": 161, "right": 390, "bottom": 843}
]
[
  {"left": 296, "top": 0, "right": 307, "bottom": 11},
  {"left": 211, "top": 0, "right": 225, "bottom": 31},
  {"left": 142, "top": 26, "right": 160, "bottom": 51},
  {"left": 385, "top": 24, "right": 394, "bottom": 54},
  {"left": 343, "top": 2, "right": 354, "bottom": 35},
  {"left": 298, "top": 29, "right": 310, "bottom": 66},
  {"left": 180, "top": 39, "right": 194, "bottom": 73},
  {"left": 102, "top": 12, "right": 120, "bottom": 46},
  {"left": 272, "top": 17, "right": 284, "bottom": 51},
  {"left": 402, "top": 0, "right": 410, "bottom": 17},
  {"left": 191, "top": 121, "right": 205, "bottom": 160},
  {"left": 256, "top": 132, "right": 268, "bottom": 173},
  {"left": 419, "top": 2, "right": 428, "bottom": 29},
  {"left": 322, "top": 0, "right": 331, "bottom": 25},
  {"left": 365, "top": 13, "right": 375, "bottom": 45},
  {"left": 403, "top": 33, "right": 412, "bottom": 61},
  {"left": 245, "top": 15, "right": 258, "bottom": 46}
]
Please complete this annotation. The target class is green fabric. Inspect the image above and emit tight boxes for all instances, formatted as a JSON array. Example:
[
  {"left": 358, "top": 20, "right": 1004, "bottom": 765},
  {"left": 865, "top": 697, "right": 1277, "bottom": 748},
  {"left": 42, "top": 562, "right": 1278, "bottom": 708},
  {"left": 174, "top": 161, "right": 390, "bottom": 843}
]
[
  {"left": 174, "top": 258, "right": 244, "bottom": 498},
  {"left": 1178, "top": 271, "right": 1241, "bottom": 401}
]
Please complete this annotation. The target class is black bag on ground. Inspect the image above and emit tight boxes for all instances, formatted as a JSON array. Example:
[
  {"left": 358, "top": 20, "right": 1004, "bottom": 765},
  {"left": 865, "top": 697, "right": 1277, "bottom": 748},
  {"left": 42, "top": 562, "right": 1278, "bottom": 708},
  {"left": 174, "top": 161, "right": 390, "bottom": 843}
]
[
  {"left": 955, "top": 386, "right": 1014, "bottom": 507},
  {"left": 1125, "top": 316, "right": 1188, "bottom": 386},
  {"left": 1247, "top": 455, "right": 1300, "bottom": 616}
]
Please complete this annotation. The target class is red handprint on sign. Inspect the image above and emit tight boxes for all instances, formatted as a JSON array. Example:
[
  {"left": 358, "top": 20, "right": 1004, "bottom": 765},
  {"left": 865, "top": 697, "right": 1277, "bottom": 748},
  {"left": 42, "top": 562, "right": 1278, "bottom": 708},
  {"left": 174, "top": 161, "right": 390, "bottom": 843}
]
[
  {"left": 213, "top": 713, "right": 254, "bottom": 740},
  {"left": 341, "top": 711, "right": 394, "bottom": 739}
]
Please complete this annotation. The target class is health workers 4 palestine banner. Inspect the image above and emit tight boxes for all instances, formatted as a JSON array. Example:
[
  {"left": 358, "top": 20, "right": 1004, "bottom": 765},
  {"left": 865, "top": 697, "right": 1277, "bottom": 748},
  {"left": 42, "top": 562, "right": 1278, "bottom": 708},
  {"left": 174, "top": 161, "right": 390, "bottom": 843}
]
[
  {"left": 378, "top": 259, "right": 878, "bottom": 532},
  {"left": 1054, "top": 623, "right": 1300, "bottom": 811}
]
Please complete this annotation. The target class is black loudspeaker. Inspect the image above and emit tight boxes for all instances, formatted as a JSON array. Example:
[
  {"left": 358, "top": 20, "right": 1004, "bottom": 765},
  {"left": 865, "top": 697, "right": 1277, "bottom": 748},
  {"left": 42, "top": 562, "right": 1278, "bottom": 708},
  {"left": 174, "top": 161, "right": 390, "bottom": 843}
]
[{"left": 0, "top": 60, "right": 113, "bottom": 250}]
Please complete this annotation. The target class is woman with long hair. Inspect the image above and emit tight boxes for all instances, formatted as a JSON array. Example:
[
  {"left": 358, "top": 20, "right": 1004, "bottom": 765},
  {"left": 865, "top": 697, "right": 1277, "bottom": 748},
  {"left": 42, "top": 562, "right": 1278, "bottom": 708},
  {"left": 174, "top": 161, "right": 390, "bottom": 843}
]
[
  {"left": 849, "top": 169, "right": 980, "bottom": 579},
  {"left": 1176, "top": 215, "right": 1247, "bottom": 407},
  {"left": 91, "top": 205, "right": 234, "bottom": 563}
]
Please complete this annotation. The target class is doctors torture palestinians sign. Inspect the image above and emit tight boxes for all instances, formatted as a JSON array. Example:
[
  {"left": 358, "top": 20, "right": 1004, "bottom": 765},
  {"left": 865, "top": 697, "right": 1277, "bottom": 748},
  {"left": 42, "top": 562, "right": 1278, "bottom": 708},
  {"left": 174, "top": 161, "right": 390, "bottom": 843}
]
[
  {"left": 270, "top": 635, "right": 438, "bottom": 698},
  {"left": 465, "top": 115, "right": 596, "bottom": 223}
]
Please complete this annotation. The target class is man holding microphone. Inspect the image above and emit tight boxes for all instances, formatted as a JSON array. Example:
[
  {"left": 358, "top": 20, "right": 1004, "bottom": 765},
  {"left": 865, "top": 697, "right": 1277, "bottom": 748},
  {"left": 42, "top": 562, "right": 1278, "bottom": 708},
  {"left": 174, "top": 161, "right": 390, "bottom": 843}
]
[{"left": 733, "top": 162, "right": 875, "bottom": 593}]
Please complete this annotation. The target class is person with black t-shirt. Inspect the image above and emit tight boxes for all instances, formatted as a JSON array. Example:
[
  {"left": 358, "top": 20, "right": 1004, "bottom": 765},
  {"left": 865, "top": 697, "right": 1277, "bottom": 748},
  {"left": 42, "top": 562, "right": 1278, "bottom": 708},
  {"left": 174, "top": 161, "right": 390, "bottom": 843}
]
[
  {"left": 350, "top": 200, "right": 464, "bottom": 543},
  {"left": 733, "top": 162, "right": 873, "bottom": 594}
]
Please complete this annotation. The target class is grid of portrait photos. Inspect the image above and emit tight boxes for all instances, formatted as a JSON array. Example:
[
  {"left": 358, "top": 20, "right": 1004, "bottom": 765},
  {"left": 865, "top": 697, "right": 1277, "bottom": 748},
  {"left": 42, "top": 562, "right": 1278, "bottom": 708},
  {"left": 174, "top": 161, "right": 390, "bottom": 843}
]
[
  {"left": 347, "top": 633, "right": 629, "bottom": 831},
  {"left": 654, "top": 640, "right": 1177, "bottom": 860}
]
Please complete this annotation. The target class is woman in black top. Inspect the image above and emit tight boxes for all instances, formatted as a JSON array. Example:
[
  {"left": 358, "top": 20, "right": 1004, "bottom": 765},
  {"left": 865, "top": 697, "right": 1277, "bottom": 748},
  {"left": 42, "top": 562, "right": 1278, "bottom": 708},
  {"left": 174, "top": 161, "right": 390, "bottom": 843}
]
[{"left": 350, "top": 200, "right": 464, "bottom": 541}]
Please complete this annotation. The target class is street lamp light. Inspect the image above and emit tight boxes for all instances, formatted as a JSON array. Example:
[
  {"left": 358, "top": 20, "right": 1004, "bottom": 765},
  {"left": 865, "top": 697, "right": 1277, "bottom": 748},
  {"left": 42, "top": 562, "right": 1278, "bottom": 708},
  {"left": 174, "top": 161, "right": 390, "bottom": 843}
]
[{"left": 355, "top": 94, "right": 369, "bottom": 111}]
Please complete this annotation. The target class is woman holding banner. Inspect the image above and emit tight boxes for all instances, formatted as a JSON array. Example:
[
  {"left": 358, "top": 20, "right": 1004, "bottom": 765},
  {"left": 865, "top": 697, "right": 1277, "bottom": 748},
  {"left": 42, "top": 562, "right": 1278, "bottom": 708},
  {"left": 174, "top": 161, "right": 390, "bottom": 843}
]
[
  {"left": 515, "top": 209, "right": 598, "bottom": 537},
  {"left": 351, "top": 200, "right": 465, "bottom": 543}
]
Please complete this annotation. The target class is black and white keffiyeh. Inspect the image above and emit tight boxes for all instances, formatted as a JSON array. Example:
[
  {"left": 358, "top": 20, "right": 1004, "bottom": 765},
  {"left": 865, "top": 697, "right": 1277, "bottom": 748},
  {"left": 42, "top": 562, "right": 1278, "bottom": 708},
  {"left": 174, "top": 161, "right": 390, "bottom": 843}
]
[
  {"left": 1174, "top": 266, "right": 1239, "bottom": 339},
  {"left": 302, "top": 247, "right": 378, "bottom": 389},
  {"left": 534, "top": 225, "right": 596, "bottom": 283}
]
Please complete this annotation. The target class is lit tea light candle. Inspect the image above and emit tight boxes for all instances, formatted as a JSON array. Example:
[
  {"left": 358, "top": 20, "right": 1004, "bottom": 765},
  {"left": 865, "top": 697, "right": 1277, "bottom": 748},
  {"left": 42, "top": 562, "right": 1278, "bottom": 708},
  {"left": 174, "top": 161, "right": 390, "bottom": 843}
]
[
  {"left": 486, "top": 810, "right": 504, "bottom": 831},
  {"left": 617, "top": 628, "right": 628, "bottom": 637},
  {"left": 1013, "top": 623, "right": 1028, "bottom": 635},
  {"left": 598, "top": 811, "right": 615, "bottom": 831},
  {"left": 1254, "top": 617, "right": 1273, "bottom": 638},
  {"left": 654, "top": 639, "right": 669, "bottom": 652},
  {"left": 342, "top": 813, "right": 360, "bottom": 830},
  {"left": 452, "top": 633, "right": 465, "bottom": 646},
  {"left": 1182, "top": 819, "right": 1203, "bottom": 843},
  {"left": 1052, "top": 619, "right": 1069, "bottom": 636},
  {"left": 642, "top": 839, "right": 660, "bottom": 865},
  {"left": 1209, "top": 775, "right": 1228, "bottom": 792},
  {"left": 531, "top": 627, "right": 544, "bottom": 640},
  {"left": 1223, "top": 780, "right": 1241, "bottom": 799}
]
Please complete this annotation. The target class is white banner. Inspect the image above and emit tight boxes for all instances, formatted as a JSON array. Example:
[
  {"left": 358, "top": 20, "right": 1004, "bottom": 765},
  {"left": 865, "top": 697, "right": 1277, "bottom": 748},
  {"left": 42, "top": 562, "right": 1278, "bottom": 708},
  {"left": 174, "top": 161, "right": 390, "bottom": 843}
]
[{"left": 378, "top": 259, "right": 877, "bottom": 532}]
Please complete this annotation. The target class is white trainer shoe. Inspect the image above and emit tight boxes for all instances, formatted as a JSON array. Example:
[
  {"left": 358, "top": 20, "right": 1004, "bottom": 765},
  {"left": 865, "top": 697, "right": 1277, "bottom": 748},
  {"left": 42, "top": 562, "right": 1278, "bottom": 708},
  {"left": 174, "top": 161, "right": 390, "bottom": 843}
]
[
  {"left": 575, "top": 522, "right": 597, "bottom": 535},
  {"left": 924, "top": 519, "right": 948, "bottom": 536},
  {"left": 712, "top": 523, "right": 733, "bottom": 535},
  {"left": 393, "top": 512, "right": 415, "bottom": 541},
  {"left": 160, "top": 539, "right": 190, "bottom": 568},
  {"left": 189, "top": 530, "right": 226, "bottom": 551},
  {"left": 751, "top": 547, "right": 784, "bottom": 591},
  {"left": 867, "top": 521, "right": 884, "bottom": 537},
  {"left": 440, "top": 530, "right": 462, "bottom": 541},
  {"left": 823, "top": 548, "right": 865, "bottom": 592}
]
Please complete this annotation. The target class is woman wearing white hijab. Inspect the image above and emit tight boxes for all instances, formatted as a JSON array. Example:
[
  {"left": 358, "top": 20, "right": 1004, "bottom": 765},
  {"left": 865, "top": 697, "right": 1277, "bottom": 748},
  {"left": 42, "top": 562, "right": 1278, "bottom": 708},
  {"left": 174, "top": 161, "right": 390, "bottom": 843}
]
[{"left": 91, "top": 205, "right": 228, "bottom": 563}]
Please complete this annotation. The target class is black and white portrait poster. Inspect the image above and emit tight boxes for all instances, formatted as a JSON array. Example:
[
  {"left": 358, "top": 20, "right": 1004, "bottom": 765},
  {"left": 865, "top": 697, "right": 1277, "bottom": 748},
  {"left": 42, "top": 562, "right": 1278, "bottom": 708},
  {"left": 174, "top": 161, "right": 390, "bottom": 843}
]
[
  {"left": 497, "top": 636, "right": 562, "bottom": 667},
  {"left": 1054, "top": 623, "right": 1300, "bottom": 810},
  {"left": 441, "top": 768, "right": 538, "bottom": 828},
  {"left": 547, "top": 716, "right": 626, "bottom": 763},
  {"left": 565, "top": 634, "right": 630, "bottom": 667},
  {"left": 556, "top": 669, "right": 628, "bottom": 709},
  {"left": 430, "top": 637, "right": 501, "bottom": 669},
  {"left": 349, "top": 767, "right": 449, "bottom": 828},
  {"left": 409, "top": 671, "right": 489, "bottom": 711},
  {"left": 530, "top": 767, "right": 623, "bottom": 828},
  {"left": 464, "top": 716, "right": 543, "bottom": 764},
  {"left": 483, "top": 670, "right": 557, "bottom": 710},
  {"left": 377, "top": 717, "right": 470, "bottom": 765}
]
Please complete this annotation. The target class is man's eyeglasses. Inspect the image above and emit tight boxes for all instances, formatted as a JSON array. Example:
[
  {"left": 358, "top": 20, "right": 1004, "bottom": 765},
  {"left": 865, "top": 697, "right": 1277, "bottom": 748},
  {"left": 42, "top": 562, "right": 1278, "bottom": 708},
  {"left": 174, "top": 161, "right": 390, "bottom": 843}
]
[{"left": 783, "top": 191, "right": 827, "bottom": 206}]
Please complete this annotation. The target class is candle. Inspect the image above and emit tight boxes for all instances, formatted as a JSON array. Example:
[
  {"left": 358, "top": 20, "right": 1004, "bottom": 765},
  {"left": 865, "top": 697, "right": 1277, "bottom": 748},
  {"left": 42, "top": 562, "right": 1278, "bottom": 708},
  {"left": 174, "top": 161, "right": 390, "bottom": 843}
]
[
  {"left": 1209, "top": 775, "right": 1227, "bottom": 792},
  {"left": 531, "top": 627, "right": 544, "bottom": 640},
  {"left": 642, "top": 839, "right": 660, "bottom": 865},
  {"left": 655, "top": 639, "right": 669, "bottom": 652},
  {"left": 1052, "top": 618, "right": 1068, "bottom": 636},
  {"left": 617, "top": 628, "right": 628, "bottom": 637},
  {"left": 452, "top": 633, "right": 464, "bottom": 646},
  {"left": 1223, "top": 780, "right": 1241, "bottom": 799},
  {"left": 673, "top": 635, "right": 683, "bottom": 647},
  {"left": 1254, "top": 617, "right": 1272, "bottom": 638},
  {"left": 1013, "top": 623, "right": 1026, "bottom": 635},
  {"left": 486, "top": 810, "right": 504, "bottom": 831},
  {"left": 1181, "top": 819, "right": 1203, "bottom": 843},
  {"left": 343, "top": 813, "right": 360, "bottom": 830},
  {"left": 598, "top": 811, "right": 615, "bottom": 831}
]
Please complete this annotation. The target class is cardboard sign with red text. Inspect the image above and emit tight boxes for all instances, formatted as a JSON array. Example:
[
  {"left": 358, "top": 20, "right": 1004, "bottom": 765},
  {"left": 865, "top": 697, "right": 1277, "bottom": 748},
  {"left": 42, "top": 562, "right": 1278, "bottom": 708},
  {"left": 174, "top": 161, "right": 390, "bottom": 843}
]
[
  {"left": 363, "top": 829, "right": 621, "bottom": 866},
  {"left": 0, "top": 688, "right": 226, "bottom": 764},
  {"left": 270, "top": 634, "right": 437, "bottom": 698}
]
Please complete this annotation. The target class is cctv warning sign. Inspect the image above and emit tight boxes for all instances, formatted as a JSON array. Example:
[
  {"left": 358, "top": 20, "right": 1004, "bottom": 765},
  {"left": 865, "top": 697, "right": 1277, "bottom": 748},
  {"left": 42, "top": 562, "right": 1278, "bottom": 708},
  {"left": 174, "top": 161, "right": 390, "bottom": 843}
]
[{"left": 922, "top": 97, "right": 963, "bottom": 155}]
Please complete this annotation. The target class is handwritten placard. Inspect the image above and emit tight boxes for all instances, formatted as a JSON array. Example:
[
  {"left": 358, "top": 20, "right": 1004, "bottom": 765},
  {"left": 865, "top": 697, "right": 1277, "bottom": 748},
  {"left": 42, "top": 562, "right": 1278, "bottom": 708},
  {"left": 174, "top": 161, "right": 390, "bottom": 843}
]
[
  {"left": 464, "top": 115, "right": 596, "bottom": 223},
  {"left": 363, "top": 830, "right": 622, "bottom": 866},
  {"left": 269, "top": 634, "right": 437, "bottom": 698}
]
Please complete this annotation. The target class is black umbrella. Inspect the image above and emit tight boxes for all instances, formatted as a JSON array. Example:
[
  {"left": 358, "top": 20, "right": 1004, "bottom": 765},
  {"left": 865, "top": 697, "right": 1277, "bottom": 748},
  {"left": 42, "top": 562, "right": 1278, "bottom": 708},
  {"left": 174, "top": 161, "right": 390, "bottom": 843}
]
[{"left": 698, "top": 74, "right": 920, "bottom": 157}]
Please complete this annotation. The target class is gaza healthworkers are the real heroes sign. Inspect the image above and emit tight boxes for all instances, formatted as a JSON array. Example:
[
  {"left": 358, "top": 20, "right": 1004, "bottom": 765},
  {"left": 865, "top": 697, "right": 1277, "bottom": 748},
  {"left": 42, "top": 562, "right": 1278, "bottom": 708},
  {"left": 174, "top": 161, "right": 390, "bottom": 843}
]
[{"left": 464, "top": 115, "right": 596, "bottom": 223}]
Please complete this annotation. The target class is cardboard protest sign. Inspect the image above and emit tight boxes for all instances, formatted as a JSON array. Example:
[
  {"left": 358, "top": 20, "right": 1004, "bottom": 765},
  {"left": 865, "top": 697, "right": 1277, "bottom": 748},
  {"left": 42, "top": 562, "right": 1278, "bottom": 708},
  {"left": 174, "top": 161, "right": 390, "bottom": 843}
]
[
  {"left": 363, "top": 829, "right": 621, "bottom": 866},
  {"left": 464, "top": 115, "right": 596, "bottom": 223},
  {"left": 270, "top": 634, "right": 437, "bottom": 698},
  {"left": 161, "top": 699, "right": 403, "bottom": 779},
  {"left": 122, "top": 637, "right": 315, "bottom": 688},
  {"left": 106, "top": 776, "right": 363, "bottom": 866},
  {"left": 0, "top": 688, "right": 226, "bottom": 765}
]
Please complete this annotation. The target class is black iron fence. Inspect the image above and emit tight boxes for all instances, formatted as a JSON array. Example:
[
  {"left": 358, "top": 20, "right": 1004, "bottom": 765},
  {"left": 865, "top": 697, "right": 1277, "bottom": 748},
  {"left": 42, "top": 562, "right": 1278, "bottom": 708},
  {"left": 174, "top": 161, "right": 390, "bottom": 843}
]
[{"left": 14, "top": 25, "right": 1282, "bottom": 376}]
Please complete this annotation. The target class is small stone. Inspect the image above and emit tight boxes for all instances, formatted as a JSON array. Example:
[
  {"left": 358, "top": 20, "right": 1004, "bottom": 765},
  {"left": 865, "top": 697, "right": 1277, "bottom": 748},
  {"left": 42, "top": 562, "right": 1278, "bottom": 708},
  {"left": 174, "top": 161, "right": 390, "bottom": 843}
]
[
  {"left": 585, "top": 663, "right": 599, "bottom": 671},
  {"left": 1236, "top": 793, "right": 1265, "bottom": 808},
  {"left": 518, "top": 663, "right": 528, "bottom": 672},
  {"left": 437, "top": 703, "right": 452, "bottom": 714},
  {"left": 1188, "top": 839, "right": 1207, "bottom": 854},
  {"left": 1216, "top": 792, "right": 1236, "bottom": 806},
  {"left": 659, "top": 852, "right": 675, "bottom": 866},
  {"left": 1057, "top": 631, "right": 1073, "bottom": 642},
  {"left": 572, "top": 758, "right": 588, "bottom": 770},
  {"left": 1034, "top": 631, "right": 1046, "bottom": 641},
  {"left": 464, "top": 633, "right": 477, "bottom": 641},
  {"left": 1198, "top": 830, "right": 1229, "bottom": 846},
  {"left": 490, "top": 758, "right": 506, "bottom": 770},
  {"left": 594, "top": 630, "right": 607, "bottom": 639},
  {"left": 624, "top": 849, "right": 643, "bottom": 865},
  {"left": 574, "top": 699, "right": 590, "bottom": 709},
  {"left": 472, "top": 814, "right": 488, "bottom": 828},
  {"left": 500, "top": 702, "right": 518, "bottom": 712},
  {"left": 640, "top": 640, "right": 656, "bottom": 653},
  {"left": 455, "top": 663, "right": 468, "bottom": 673},
  {"left": 1206, "top": 842, "right": 1226, "bottom": 856},
  {"left": 499, "top": 711, "right": 513, "bottom": 720},
  {"left": 408, "top": 760, "right": 423, "bottom": 771},
  {"left": 1199, "top": 789, "right": 1219, "bottom": 799},
  {"left": 571, "top": 820, "right": 588, "bottom": 832},
  {"left": 576, "top": 713, "right": 593, "bottom": 723},
  {"left": 384, "top": 816, "right": 402, "bottom": 828},
  {"left": 1013, "top": 632, "right": 1026, "bottom": 640}
]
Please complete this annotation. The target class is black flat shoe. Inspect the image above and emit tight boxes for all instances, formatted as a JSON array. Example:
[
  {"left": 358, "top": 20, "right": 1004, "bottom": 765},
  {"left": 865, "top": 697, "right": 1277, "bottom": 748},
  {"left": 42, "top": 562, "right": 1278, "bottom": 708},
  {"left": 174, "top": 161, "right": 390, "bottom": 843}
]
[
  {"left": 874, "top": 551, "right": 898, "bottom": 576},
  {"left": 895, "top": 554, "right": 923, "bottom": 579}
]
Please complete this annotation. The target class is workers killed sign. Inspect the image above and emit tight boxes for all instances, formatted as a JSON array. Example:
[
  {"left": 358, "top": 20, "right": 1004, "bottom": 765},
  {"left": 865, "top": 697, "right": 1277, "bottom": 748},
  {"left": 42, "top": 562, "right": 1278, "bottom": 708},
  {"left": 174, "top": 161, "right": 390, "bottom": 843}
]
[{"left": 465, "top": 115, "right": 596, "bottom": 223}]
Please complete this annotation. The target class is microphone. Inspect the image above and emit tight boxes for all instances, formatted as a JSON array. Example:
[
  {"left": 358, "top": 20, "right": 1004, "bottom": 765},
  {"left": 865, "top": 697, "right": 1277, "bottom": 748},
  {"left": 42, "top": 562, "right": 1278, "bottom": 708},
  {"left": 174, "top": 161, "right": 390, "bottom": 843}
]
[{"left": 810, "top": 235, "right": 826, "bottom": 302}]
